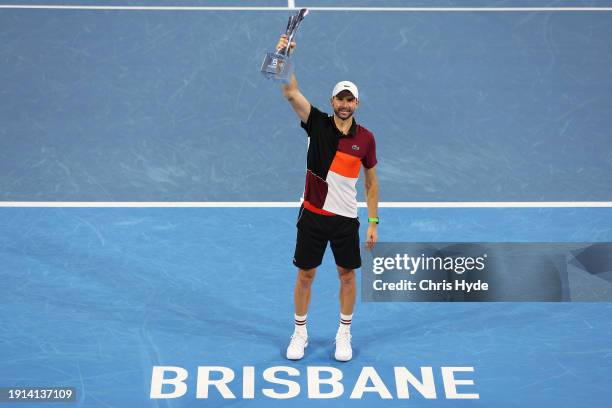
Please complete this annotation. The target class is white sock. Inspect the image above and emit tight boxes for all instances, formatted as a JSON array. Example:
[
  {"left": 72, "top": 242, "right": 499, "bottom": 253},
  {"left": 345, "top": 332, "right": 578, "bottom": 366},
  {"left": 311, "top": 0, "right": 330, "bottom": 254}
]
[
  {"left": 294, "top": 313, "right": 307, "bottom": 335},
  {"left": 338, "top": 313, "right": 353, "bottom": 333}
]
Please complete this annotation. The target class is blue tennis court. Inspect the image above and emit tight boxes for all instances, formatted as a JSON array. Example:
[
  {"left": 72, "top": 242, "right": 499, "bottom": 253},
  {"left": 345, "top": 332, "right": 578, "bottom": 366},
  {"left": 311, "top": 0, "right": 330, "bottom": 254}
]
[{"left": 1, "top": 1, "right": 612, "bottom": 407}]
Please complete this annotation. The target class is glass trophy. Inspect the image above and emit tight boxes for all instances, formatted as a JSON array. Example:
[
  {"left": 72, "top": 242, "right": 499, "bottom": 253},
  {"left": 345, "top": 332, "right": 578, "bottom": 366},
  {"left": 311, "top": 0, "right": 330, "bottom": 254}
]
[{"left": 260, "top": 8, "right": 309, "bottom": 83}]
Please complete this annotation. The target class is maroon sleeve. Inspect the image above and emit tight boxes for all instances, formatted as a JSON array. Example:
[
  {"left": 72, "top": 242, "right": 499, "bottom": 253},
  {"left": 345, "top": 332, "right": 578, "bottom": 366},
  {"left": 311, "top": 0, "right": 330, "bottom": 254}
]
[{"left": 362, "top": 133, "right": 377, "bottom": 169}]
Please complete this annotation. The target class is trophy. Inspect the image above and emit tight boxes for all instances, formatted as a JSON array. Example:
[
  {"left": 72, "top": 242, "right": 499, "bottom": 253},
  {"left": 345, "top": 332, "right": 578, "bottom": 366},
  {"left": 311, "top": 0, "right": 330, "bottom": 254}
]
[{"left": 260, "top": 8, "right": 309, "bottom": 83}]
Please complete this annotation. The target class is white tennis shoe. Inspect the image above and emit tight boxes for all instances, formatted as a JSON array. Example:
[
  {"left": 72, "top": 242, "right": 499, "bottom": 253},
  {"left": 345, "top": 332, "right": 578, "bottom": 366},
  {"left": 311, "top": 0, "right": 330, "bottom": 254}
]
[
  {"left": 286, "top": 331, "right": 308, "bottom": 360},
  {"left": 334, "top": 331, "right": 352, "bottom": 361}
]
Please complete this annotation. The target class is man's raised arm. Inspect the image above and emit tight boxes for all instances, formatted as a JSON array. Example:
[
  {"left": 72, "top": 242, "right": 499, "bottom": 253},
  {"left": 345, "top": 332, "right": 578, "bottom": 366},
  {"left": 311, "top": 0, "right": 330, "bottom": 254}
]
[{"left": 276, "top": 35, "right": 311, "bottom": 123}]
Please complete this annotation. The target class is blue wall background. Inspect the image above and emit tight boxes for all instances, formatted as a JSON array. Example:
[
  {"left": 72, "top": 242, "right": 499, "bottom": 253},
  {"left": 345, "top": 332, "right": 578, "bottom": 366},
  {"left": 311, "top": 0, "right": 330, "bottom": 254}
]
[{"left": 1, "top": 0, "right": 611, "bottom": 201}]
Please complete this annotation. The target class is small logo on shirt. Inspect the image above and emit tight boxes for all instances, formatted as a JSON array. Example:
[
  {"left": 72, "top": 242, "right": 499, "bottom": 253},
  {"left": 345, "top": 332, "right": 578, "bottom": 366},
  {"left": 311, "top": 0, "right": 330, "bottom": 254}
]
[{"left": 352, "top": 145, "right": 360, "bottom": 151}]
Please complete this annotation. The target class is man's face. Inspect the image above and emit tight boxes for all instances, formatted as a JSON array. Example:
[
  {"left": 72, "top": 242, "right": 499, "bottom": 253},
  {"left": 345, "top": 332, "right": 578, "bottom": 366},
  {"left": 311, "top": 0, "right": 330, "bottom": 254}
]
[{"left": 331, "top": 90, "right": 359, "bottom": 121}]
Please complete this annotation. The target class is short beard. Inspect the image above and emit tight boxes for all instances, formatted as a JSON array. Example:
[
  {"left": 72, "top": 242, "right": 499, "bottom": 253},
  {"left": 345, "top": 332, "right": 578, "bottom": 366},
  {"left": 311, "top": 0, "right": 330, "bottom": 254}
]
[{"left": 334, "top": 108, "right": 353, "bottom": 121}]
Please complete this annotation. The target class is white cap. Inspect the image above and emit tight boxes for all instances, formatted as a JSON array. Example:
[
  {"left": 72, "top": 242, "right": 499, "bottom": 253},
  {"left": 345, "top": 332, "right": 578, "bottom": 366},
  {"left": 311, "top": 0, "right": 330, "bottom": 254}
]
[{"left": 331, "top": 81, "right": 359, "bottom": 99}]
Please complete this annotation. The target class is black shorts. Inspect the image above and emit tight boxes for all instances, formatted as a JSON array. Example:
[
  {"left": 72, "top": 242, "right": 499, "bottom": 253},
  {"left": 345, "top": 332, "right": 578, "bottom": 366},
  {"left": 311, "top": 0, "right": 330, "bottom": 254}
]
[{"left": 293, "top": 206, "right": 361, "bottom": 270}]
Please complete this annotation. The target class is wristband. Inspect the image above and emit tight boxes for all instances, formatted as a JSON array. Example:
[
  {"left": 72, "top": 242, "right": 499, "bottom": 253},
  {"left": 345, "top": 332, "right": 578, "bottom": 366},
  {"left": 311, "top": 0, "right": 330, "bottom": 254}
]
[{"left": 368, "top": 217, "right": 379, "bottom": 224}]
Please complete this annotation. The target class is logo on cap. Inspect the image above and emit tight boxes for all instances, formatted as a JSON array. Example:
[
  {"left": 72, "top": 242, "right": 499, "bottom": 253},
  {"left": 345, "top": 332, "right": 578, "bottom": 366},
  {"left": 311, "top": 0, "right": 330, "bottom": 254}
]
[{"left": 332, "top": 81, "right": 359, "bottom": 99}]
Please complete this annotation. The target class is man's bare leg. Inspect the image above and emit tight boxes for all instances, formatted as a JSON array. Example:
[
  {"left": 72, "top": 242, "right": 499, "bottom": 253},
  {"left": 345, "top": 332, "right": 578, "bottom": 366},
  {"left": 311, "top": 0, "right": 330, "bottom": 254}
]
[
  {"left": 294, "top": 267, "right": 316, "bottom": 316},
  {"left": 335, "top": 266, "right": 355, "bottom": 362},
  {"left": 287, "top": 267, "right": 316, "bottom": 360},
  {"left": 337, "top": 266, "right": 356, "bottom": 315}
]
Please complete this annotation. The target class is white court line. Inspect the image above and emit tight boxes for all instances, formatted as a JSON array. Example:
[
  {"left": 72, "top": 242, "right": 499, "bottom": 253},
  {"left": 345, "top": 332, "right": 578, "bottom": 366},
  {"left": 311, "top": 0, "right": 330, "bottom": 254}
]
[
  {"left": 0, "top": 202, "right": 611, "bottom": 208},
  {"left": 0, "top": 5, "right": 612, "bottom": 11}
]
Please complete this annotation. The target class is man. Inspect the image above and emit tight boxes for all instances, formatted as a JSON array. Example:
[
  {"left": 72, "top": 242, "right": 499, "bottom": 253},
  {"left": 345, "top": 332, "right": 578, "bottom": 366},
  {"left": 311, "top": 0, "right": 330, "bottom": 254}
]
[{"left": 276, "top": 35, "right": 379, "bottom": 362}]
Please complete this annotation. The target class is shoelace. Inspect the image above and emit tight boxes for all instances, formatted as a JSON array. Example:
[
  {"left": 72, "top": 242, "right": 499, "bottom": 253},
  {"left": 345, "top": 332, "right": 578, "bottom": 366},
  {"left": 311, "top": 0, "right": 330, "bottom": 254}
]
[
  {"left": 335, "top": 332, "right": 352, "bottom": 345},
  {"left": 290, "top": 333, "right": 307, "bottom": 345}
]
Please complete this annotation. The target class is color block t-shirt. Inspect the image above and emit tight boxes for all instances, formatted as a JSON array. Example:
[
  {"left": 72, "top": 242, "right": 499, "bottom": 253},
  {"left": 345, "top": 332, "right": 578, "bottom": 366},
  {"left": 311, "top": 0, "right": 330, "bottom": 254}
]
[{"left": 300, "top": 106, "right": 377, "bottom": 218}]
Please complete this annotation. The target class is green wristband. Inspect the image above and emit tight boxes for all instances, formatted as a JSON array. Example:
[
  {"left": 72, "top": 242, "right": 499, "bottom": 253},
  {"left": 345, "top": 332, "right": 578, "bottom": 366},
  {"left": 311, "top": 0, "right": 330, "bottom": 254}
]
[{"left": 368, "top": 217, "right": 379, "bottom": 224}]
